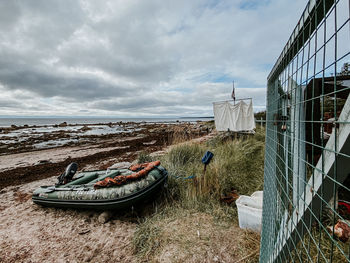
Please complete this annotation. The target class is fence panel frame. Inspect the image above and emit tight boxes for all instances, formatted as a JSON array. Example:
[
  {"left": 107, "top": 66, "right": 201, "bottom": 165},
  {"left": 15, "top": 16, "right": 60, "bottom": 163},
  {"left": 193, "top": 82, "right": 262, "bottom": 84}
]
[{"left": 260, "top": 0, "right": 350, "bottom": 262}]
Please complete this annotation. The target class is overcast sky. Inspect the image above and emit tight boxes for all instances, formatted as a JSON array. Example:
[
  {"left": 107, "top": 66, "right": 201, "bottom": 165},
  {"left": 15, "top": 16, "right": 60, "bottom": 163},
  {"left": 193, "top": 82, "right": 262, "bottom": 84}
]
[{"left": 0, "top": 0, "right": 307, "bottom": 117}]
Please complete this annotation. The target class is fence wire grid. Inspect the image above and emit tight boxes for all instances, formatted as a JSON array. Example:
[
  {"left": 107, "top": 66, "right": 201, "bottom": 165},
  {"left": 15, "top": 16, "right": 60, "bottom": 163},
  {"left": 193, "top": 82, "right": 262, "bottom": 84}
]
[{"left": 260, "top": 0, "right": 350, "bottom": 262}]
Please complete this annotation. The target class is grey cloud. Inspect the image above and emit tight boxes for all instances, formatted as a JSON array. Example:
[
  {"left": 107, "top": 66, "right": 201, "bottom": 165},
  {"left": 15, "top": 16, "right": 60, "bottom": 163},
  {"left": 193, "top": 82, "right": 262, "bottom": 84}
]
[
  {"left": 0, "top": 98, "right": 22, "bottom": 109},
  {"left": 0, "top": 1, "right": 21, "bottom": 31},
  {"left": 0, "top": 53, "right": 133, "bottom": 100},
  {"left": 0, "top": 67, "right": 132, "bottom": 100},
  {"left": 0, "top": 0, "right": 307, "bottom": 116},
  {"left": 89, "top": 86, "right": 266, "bottom": 116}
]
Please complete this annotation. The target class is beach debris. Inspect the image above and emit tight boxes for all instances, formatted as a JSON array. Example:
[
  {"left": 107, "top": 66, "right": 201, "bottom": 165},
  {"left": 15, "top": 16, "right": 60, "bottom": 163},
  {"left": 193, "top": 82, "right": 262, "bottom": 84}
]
[
  {"left": 37, "top": 159, "right": 51, "bottom": 165},
  {"left": 143, "top": 140, "right": 157, "bottom": 145},
  {"left": 220, "top": 188, "right": 240, "bottom": 204},
  {"left": 327, "top": 220, "right": 350, "bottom": 243},
  {"left": 98, "top": 211, "right": 114, "bottom": 224},
  {"left": 78, "top": 229, "right": 91, "bottom": 235}
]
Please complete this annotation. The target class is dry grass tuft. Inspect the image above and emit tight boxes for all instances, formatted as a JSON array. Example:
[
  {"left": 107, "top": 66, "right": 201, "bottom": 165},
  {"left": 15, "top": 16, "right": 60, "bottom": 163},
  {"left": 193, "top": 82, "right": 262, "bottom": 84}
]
[
  {"left": 168, "top": 125, "right": 196, "bottom": 145},
  {"left": 133, "top": 206, "right": 260, "bottom": 263},
  {"left": 291, "top": 227, "right": 349, "bottom": 263}
]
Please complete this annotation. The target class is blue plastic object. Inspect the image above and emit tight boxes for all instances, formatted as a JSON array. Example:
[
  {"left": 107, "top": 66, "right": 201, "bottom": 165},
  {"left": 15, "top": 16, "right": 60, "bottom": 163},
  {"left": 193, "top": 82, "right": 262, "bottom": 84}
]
[
  {"left": 173, "top": 175, "right": 196, "bottom": 180},
  {"left": 201, "top": 151, "right": 214, "bottom": 165}
]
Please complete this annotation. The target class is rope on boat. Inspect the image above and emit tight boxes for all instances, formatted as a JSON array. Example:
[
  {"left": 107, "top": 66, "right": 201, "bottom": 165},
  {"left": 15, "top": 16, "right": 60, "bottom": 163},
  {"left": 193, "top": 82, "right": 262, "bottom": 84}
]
[{"left": 93, "top": 160, "right": 161, "bottom": 189}]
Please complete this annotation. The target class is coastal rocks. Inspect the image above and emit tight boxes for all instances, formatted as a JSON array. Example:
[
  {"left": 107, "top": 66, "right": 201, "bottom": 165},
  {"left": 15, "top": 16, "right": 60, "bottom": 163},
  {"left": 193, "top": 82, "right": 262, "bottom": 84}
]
[
  {"left": 58, "top": 122, "right": 67, "bottom": 127},
  {"left": 98, "top": 211, "right": 114, "bottom": 224},
  {"left": 0, "top": 145, "right": 8, "bottom": 151},
  {"left": 36, "top": 159, "right": 51, "bottom": 165},
  {"left": 80, "top": 125, "right": 91, "bottom": 132}
]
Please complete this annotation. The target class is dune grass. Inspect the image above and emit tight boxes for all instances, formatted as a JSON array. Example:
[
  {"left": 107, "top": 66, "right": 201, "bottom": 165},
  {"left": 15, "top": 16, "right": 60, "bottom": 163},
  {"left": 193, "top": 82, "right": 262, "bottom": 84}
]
[
  {"left": 133, "top": 126, "right": 265, "bottom": 262},
  {"left": 161, "top": 127, "right": 265, "bottom": 204}
]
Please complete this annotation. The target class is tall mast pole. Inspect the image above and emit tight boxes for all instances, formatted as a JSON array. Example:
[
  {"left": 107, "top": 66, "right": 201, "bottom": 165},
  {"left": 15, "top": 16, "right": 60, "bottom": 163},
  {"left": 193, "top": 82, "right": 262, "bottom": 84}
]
[{"left": 232, "top": 80, "right": 236, "bottom": 105}]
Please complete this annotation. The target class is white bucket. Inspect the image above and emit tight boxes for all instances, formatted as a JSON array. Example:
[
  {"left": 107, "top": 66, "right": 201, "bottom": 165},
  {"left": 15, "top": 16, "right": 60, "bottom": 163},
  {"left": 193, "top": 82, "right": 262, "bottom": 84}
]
[{"left": 236, "top": 191, "right": 263, "bottom": 232}]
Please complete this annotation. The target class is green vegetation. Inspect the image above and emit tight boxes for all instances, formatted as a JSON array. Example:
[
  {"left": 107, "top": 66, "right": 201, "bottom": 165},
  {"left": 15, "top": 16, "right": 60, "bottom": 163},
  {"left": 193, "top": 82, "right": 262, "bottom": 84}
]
[
  {"left": 137, "top": 150, "right": 154, "bottom": 163},
  {"left": 133, "top": 126, "right": 265, "bottom": 262},
  {"left": 254, "top": 110, "right": 266, "bottom": 120}
]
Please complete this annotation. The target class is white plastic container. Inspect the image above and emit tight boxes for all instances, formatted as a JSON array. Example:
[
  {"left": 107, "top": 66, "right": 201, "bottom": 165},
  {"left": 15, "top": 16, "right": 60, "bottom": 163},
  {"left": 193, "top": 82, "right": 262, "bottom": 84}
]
[
  {"left": 236, "top": 191, "right": 263, "bottom": 232},
  {"left": 251, "top": 190, "right": 263, "bottom": 200}
]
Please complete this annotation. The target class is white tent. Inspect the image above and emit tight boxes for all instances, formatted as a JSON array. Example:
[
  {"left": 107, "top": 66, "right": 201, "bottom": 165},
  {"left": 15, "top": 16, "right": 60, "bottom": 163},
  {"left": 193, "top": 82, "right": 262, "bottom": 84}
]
[{"left": 213, "top": 100, "right": 256, "bottom": 132}]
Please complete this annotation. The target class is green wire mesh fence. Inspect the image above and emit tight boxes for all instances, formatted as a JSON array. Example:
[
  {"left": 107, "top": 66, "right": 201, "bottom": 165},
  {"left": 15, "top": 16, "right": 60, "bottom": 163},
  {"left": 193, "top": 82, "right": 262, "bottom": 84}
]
[{"left": 260, "top": 0, "right": 350, "bottom": 262}]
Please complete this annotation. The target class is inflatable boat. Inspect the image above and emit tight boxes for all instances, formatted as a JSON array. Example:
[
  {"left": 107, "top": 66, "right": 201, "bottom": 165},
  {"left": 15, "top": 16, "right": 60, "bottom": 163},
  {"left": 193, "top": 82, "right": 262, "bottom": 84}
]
[{"left": 32, "top": 161, "right": 168, "bottom": 210}]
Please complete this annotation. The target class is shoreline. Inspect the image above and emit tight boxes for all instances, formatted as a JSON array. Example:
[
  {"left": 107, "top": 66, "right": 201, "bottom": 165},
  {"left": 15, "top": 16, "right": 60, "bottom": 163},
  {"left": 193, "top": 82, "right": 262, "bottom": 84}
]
[
  {"left": 0, "top": 117, "right": 214, "bottom": 128},
  {"left": 0, "top": 121, "right": 213, "bottom": 155},
  {"left": 0, "top": 121, "right": 213, "bottom": 189}
]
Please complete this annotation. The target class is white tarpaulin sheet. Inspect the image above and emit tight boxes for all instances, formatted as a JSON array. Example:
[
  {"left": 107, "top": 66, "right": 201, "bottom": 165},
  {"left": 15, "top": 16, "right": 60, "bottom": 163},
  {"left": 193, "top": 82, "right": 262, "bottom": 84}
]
[{"left": 213, "top": 100, "right": 256, "bottom": 131}]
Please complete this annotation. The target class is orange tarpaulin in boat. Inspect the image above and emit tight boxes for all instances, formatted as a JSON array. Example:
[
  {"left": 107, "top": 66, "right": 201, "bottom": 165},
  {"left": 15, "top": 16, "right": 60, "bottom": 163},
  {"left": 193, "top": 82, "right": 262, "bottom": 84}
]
[{"left": 94, "top": 161, "right": 161, "bottom": 189}]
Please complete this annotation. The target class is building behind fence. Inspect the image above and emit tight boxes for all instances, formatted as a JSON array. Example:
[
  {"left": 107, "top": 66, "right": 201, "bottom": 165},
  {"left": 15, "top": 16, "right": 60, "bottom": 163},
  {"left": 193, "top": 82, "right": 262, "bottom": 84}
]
[{"left": 260, "top": 0, "right": 350, "bottom": 262}]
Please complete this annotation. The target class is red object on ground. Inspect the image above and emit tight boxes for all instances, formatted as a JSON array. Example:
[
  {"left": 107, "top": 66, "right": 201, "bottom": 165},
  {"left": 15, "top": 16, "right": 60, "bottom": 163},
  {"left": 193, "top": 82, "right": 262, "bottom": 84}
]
[
  {"left": 339, "top": 200, "right": 350, "bottom": 218},
  {"left": 220, "top": 188, "right": 240, "bottom": 204}
]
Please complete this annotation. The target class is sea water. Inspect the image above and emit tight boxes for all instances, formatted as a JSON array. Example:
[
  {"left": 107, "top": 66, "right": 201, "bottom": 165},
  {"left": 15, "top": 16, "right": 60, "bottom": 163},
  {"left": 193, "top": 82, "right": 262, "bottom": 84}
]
[{"left": 0, "top": 117, "right": 213, "bottom": 127}]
